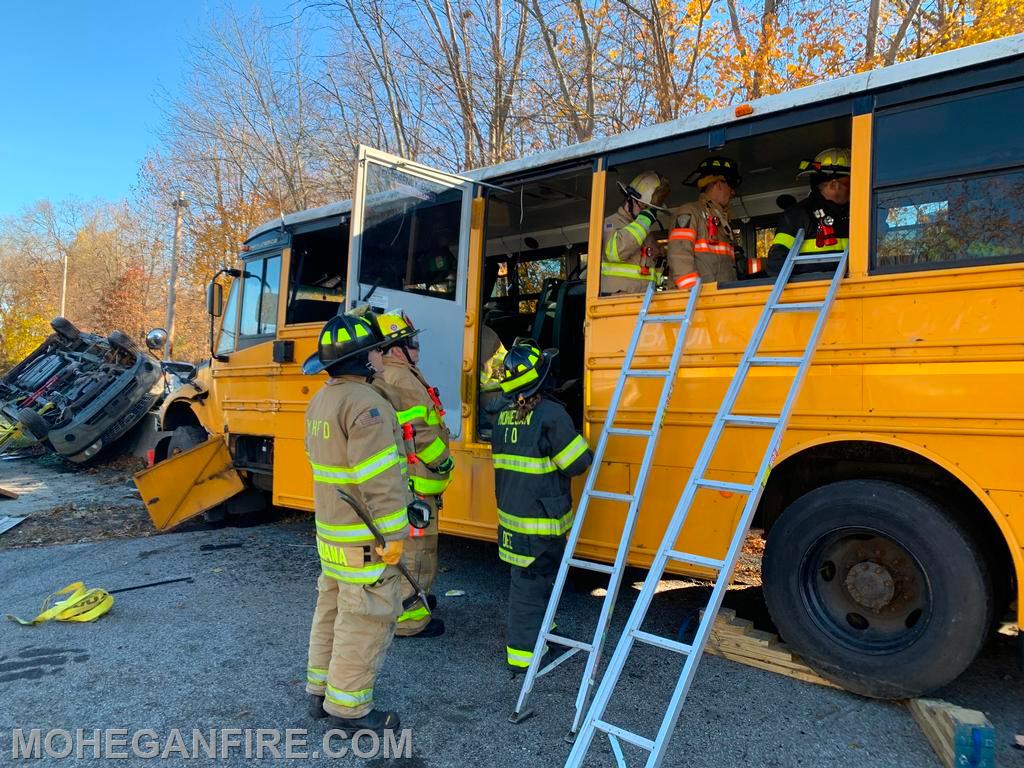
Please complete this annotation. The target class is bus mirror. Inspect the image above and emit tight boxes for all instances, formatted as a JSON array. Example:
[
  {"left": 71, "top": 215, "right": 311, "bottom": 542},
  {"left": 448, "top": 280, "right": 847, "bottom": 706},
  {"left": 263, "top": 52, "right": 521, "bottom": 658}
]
[{"left": 207, "top": 281, "right": 224, "bottom": 317}]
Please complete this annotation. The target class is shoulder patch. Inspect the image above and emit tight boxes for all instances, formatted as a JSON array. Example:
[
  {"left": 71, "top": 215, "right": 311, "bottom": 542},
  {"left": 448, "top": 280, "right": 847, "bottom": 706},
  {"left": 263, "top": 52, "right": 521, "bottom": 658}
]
[
  {"left": 675, "top": 213, "right": 691, "bottom": 228},
  {"left": 354, "top": 407, "right": 384, "bottom": 428}
]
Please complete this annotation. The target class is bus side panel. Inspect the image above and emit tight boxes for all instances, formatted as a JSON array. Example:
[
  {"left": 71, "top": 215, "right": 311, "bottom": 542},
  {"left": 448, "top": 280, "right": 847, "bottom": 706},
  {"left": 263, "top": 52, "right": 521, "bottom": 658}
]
[{"left": 271, "top": 325, "right": 321, "bottom": 511}]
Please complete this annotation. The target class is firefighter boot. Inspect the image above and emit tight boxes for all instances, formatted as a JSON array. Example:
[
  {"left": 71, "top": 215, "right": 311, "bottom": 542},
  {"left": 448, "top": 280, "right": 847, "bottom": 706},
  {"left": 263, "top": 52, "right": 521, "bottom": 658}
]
[
  {"left": 329, "top": 710, "right": 401, "bottom": 736},
  {"left": 309, "top": 695, "right": 328, "bottom": 720},
  {"left": 398, "top": 617, "right": 445, "bottom": 639}
]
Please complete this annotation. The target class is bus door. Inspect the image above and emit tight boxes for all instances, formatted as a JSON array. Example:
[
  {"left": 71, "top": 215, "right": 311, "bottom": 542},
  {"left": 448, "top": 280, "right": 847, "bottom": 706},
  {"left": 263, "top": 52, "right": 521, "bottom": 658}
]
[{"left": 348, "top": 146, "right": 474, "bottom": 438}]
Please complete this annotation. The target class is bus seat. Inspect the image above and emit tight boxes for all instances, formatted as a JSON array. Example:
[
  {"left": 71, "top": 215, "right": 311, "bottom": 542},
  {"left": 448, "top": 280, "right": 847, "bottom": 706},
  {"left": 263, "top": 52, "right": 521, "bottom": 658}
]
[{"left": 530, "top": 277, "right": 564, "bottom": 348}]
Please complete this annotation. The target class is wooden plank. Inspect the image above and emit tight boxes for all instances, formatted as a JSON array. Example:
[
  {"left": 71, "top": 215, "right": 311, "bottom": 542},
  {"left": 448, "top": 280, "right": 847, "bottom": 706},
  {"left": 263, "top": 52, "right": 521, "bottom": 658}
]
[
  {"left": 906, "top": 698, "right": 996, "bottom": 768},
  {"left": 0, "top": 486, "right": 19, "bottom": 500}
]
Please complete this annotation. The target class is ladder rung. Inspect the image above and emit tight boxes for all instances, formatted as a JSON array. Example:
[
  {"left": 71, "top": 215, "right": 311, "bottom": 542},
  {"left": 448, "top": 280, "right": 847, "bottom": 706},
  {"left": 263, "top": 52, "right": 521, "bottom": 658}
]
[
  {"left": 590, "top": 490, "right": 634, "bottom": 503},
  {"left": 625, "top": 369, "right": 670, "bottom": 378},
  {"left": 567, "top": 557, "right": 614, "bottom": 575},
  {"left": 750, "top": 356, "right": 803, "bottom": 366},
  {"left": 605, "top": 427, "right": 654, "bottom": 437},
  {"left": 631, "top": 629, "right": 692, "bottom": 655},
  {"left": 695, "top": 478, "right": 753, "bottom": 494},
  {"left": 666, "top": 550, "right": 726, "bottom": 570},
  {"left": 792, "top": 253, "right": 843, "bottom": 263},
  {"left": 772, "top": 301, "right": 825, "bottom": 313},
  {"left": 723, "top": 414, "right": 778, "bottom": 428},
  {"left": 593, "top": 720, "right": 655, "bottom": 752},
  {"left": 643, "top": 314, "right": 685, "bottom": 324},
  {"left": 545, "top": 633, "right": 594, "bottom": 653}
]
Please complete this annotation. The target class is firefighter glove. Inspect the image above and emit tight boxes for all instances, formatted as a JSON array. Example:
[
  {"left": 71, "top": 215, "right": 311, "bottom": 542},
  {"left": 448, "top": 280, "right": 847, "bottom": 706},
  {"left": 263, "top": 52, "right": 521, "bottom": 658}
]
[
  {"left": 375, "top": 539, "right": 405, "bottom": 565},
  {"left": 635, "top": 208, "right": 658, "bottom": 229}
]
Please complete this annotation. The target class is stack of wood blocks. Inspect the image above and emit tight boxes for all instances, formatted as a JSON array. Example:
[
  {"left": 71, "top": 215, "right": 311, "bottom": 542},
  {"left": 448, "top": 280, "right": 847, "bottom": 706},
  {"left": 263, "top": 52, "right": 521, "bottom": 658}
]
[{"left": 702, "top": 607, "right": 838, "bottom": 688}]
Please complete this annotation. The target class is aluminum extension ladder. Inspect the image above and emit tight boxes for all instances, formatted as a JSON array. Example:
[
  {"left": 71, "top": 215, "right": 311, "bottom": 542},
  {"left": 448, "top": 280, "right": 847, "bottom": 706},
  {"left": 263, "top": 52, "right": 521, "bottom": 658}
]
[
  {"left": 511, "top": 278, "right": 703, "bottom": 734},
  {"left": 565, "top": 232, "right": 849, "bottom": 768}
]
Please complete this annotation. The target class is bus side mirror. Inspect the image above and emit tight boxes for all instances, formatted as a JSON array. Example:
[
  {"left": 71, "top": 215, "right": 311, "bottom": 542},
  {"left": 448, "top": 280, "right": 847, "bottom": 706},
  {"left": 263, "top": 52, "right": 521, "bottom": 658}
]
[{"left": 207, "top": 281, "right": 224, "bottom": 317}]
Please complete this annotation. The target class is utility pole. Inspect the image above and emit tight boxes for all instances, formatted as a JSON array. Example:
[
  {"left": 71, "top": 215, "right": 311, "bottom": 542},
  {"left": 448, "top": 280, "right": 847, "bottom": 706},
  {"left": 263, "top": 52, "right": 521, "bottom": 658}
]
[
  {"left": 59, "top": 248, "right": 69, "bottom": 318},
  {"left": 165, "top": 191, "right": 188, "bottom": 359}
]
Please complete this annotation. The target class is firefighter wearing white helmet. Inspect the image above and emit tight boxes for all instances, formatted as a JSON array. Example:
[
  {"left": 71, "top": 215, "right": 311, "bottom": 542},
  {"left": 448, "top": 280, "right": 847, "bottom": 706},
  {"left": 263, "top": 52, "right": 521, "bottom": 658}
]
[
  {"left": 766, "top": 147, "right": 851, "bottom": 276},
  {"left": 600, "top": 170, "right": 671, "bottom": 295}
]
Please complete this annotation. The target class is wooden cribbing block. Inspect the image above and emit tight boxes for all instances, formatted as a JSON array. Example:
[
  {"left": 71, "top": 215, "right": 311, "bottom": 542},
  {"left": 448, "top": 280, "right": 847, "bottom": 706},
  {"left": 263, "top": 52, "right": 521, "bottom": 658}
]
[
  {"left": 0, "top": 486, "right": 18, "bottom": 499},
  {"left": 906, "top": 698, "right": 996, "bottom": 768},
  {"left": 701, "top": 608, "right": 839, "bottom": 689}
]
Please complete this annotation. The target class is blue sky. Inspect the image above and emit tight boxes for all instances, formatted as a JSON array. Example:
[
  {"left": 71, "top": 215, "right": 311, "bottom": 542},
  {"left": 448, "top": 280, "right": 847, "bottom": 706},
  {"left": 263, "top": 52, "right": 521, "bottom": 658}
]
[{"left": 0, "top": 2, "right": 290, "bottom": 218}]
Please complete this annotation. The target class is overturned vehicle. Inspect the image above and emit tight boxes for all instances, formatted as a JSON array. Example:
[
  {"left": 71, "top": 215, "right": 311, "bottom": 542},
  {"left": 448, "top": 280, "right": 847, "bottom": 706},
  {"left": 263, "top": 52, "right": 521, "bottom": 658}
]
[{"left": 0, "top": 318, "right": 175, "bottom": 462}]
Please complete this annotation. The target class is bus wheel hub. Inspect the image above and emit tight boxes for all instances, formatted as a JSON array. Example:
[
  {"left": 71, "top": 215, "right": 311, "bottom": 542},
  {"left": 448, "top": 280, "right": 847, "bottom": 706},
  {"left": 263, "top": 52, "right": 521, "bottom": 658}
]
[{"left": 845, "top": 561, "right": 895, "bottom": 611}]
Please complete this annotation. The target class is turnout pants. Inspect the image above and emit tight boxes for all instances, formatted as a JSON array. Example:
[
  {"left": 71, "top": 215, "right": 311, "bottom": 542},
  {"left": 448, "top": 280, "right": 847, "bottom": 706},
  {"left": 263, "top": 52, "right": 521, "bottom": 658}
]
[
  {"left": 395, "top": 502, "right": 439, "bottom": 636},
  {"left": 506, "top": 537, "right": 567, "bottom": 669},
  {"left": 306, "top": 569, "right": 402, "bottom": 719}
]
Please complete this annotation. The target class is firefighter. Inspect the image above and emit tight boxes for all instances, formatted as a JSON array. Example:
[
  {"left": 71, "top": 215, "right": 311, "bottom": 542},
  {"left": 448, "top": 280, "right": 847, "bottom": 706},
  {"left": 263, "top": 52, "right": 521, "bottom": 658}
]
[
  {"left": 666, "top": 156, "right": 744, "bottom": 289},
  {"left": 372, "top": 309, "right": 451, "bottom": 640},
  {"left": 492, "top": 338, "right": 593, "bottom": 672},
  {"left": 478, "top": 324, "right": 507, "bottom": 435},
  {"left": 601, "top": 171, "right": 671, "bottom": 295},
  {"left": 301, "top": 312, "right": 413, "bottom": 735},
  {"left": 766, "top": 147, "right": 851, "bottom": 276}
]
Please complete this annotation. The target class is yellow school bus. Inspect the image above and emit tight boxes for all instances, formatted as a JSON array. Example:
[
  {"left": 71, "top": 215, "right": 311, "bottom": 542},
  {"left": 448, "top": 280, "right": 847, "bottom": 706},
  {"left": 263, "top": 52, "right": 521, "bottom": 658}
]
[{"left": 140, "top": 35, "right": 1024, "bottom": 698}]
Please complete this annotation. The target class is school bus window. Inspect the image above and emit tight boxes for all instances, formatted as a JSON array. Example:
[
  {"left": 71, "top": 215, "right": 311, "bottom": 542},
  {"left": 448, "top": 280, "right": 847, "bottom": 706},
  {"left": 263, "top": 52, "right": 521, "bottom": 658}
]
[
  {"left": 285, "top": 225, "right": 347, "bottom": 325},
  {"left": 238, "top": 255, "right": 281, "bottom": 340},
  {"left": 358, "top": 164, "right": 462, "bottom": 301},
  {"left": 601, "top": 116, "right": 851, "bottom": 295},
  {"left": 875, "top": 171, "right": 1024, "bottom": 268}
]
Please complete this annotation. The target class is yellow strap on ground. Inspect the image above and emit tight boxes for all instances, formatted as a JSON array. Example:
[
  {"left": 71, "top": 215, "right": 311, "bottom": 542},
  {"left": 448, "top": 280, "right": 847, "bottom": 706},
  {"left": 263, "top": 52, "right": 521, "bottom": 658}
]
[{"left": 6, "top": 582, "right": 114, "bottom": 625}]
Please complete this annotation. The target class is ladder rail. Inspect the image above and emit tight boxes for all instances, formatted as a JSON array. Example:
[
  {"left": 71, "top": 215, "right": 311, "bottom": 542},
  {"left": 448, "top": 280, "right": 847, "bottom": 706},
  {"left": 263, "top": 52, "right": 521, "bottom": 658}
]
[
  {"left": 566, "top": 279, "right": 702, "bottom": 734},
  {"left": 565, "top": 231, "right": 848, "bottom": 768},
  {"left": 511, "top": 280, "right": 702, "bottom": 725},
  {"left": 644, "top": 245, "right": 849, "bottom": 768}
]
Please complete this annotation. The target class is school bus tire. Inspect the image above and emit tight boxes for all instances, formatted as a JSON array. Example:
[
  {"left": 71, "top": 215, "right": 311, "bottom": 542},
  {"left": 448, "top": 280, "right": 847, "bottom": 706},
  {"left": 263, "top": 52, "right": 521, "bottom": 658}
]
[{"left": 762, "top": 479, "right": 992, "bottom": 699}]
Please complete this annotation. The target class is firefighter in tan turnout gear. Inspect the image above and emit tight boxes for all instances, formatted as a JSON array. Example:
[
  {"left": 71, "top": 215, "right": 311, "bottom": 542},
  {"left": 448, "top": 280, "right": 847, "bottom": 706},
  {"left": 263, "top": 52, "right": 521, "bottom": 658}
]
[
  {"left": 372, "top": 309, "right": 451, "bottom": 639},
  {"left": 666, "top": 156, "right": 744, "bottom": 290},
  {"left": 301, "top": 311, "right": 414, "bottom": 735},
  {"left": 491, "top": 339, "right": 593, "bottom": 672},
  {"left": 600, "top": 171, "right": 671, "bottom": 295}
]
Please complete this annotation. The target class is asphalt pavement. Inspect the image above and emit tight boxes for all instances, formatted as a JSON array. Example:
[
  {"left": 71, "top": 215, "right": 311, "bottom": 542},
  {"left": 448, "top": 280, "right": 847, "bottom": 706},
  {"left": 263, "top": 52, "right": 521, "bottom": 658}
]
[{"left": 1, "top": 521, "right": 1021, "bottom": 766}]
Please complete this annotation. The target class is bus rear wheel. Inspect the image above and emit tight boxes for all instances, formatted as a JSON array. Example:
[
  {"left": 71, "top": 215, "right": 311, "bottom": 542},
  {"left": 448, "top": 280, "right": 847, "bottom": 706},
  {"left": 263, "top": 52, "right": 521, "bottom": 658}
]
[{"left": 762, "top": 479, "right": 992, "bottom": 699}]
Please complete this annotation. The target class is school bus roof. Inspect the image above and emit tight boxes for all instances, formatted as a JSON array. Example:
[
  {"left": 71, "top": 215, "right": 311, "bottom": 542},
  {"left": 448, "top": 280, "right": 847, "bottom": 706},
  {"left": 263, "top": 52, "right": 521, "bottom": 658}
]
[{"left": 248, "top": 33, "right": 1024, "bottom": 243}]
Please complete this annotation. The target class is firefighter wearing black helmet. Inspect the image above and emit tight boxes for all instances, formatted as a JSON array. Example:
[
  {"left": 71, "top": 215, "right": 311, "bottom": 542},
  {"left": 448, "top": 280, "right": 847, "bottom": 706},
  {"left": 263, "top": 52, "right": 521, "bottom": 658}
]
[
  {"left": 491, "top": 339, "right": 593, "bottom": 672},
  {"left": 766, "top": 148, "right": 851, "bottom": 276},
  {"left": 666, "top": 155, "right": 744, "bottom": 290},
  {"left": 301, "top": 311, "right": 414, "bottom": 735}
]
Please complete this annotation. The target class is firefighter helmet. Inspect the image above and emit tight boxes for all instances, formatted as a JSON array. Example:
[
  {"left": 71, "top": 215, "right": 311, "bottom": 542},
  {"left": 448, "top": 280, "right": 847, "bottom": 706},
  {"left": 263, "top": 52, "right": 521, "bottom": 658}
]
[
  {"left": 500, "top": 337, "right": 557, "bottom": 398},
  {"left": 683, "top": 155, "right": 742, "bottom": 190},
  {"left": 797, "top": 147, "right": 851, "bottom": 181},
  {"left": 617, "top": 171, "right": 671, "bottom": 211},
  {"left": 374, "top": 309, "right": 422, "bottom": 350},
  {"left": 302, "top": 312, "right": 386, "bottom": 375}
]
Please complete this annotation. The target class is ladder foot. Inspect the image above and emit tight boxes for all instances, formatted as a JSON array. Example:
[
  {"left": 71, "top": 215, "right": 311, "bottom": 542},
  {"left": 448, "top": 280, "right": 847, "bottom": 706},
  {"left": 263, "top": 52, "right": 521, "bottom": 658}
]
[
  {"left": 508, "top": 708, "right": 534, "bottom": 725},
  {"left": 563, "top": 729, "right": 579, "bottom": 745}
]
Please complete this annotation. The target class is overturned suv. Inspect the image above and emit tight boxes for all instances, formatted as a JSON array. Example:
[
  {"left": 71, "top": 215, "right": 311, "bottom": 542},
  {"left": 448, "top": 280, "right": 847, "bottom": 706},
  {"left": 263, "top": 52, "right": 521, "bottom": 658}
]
[{"left": 1, "top": 318, "right": 163, "bottom": 462}]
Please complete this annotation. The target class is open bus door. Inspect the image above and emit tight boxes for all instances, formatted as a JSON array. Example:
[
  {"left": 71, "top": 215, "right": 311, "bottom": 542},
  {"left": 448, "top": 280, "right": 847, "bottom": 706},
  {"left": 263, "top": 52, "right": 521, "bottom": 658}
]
[{"left": 347, "top": 146, "right": 475, "bottom": 437}]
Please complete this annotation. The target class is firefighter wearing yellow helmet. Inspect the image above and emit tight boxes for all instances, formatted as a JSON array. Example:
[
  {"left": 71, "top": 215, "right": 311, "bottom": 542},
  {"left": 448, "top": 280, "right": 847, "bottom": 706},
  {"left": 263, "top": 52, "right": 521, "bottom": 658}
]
[
  {"left": 370, "top": 309, "right": 452, "bottom": 640},
  {"left": 600, "top": 170, "right": 671, "bottom": 294},
  {"left": 766, "top": 147, "right": 852, "bottom": 276},
  {"left": 666, "top": 156, "right": 744, "bottom": 290}
]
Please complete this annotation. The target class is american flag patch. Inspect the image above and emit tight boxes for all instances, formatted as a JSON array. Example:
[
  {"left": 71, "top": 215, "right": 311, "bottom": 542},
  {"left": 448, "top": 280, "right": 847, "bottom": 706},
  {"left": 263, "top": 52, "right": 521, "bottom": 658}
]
[{"left": 354, "top": 408, "right": 383, "bottom": 428}]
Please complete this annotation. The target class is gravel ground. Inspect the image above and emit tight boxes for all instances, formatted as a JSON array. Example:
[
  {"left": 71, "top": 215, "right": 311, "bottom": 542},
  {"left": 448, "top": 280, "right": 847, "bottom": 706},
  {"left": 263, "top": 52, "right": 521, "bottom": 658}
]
[{"left": 0, "top": 457, "right": 1020, "bottom": 766}]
